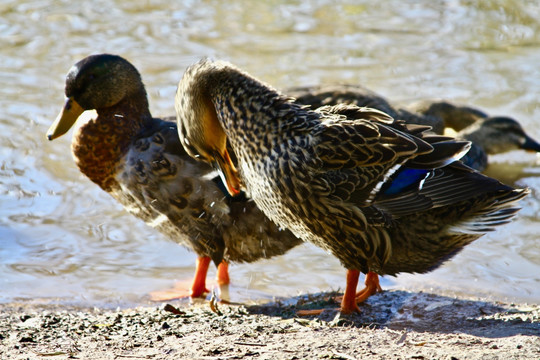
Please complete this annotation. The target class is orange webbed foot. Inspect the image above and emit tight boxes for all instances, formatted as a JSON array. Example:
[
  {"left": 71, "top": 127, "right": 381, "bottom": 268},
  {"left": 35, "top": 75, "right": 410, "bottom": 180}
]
[
  {"left": 149, "top": 279, "right": 208, "bottom": 301},
  {"left": 149, "top": 256, "right": 212, "bottom": 301},
  {"left": 339, "top": 269, "right": 362, "bottom": 314},
  {"left": 297, "top": 269, "right": 363, "bottom": 315},
  {"left": 355, "top": 271, "right": 383, "bottom": 304}
]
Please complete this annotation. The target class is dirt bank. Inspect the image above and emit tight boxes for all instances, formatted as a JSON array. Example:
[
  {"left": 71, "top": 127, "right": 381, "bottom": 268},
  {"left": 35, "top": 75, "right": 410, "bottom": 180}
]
[{"left": 0, "top": 290, "right": 538, "bottom": 359}]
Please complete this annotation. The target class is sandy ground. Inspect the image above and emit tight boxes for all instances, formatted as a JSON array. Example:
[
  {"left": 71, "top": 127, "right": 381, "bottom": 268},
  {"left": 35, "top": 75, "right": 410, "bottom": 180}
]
[{"left": 0, "top": 290, "right": 538, "bottom": 360}]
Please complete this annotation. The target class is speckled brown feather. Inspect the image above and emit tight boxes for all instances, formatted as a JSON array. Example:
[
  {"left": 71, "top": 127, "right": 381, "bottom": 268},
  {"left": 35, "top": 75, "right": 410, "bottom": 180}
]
[
  {"left": 292, "top": 86, "right": 540, "bottom": 172},
  {"left": 176, "top": 59, "right": 527, "bottom": 275},
  {"left": 290, "top": 85, "right": 445, "bottom": 134}
]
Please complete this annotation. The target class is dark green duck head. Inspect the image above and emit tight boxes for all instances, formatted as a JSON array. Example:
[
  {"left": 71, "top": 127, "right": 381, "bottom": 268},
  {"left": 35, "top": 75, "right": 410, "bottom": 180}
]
[
  {"left": 47, "top": 54, "right": 150, "bottom": 140},
  {"left": 47, "top": 54, "right": 153, "bottom": 192}
]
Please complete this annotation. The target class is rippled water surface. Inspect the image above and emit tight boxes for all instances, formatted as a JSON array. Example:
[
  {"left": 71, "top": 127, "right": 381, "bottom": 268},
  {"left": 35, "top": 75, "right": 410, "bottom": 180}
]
[{"left": 1, "top": 0, "right": 540, "bottom": 307}]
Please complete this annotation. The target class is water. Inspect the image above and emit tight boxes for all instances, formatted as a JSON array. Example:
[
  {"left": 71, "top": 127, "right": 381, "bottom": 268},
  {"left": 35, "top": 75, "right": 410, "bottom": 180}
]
[{"left": 1, "top": 0, "right": 540, "bottom": 308}]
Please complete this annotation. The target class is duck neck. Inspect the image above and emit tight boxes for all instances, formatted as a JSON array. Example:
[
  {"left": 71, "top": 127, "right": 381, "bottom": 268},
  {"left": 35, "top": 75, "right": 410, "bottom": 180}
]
[
  {"left": 72, "top": 93, "right": 152, "bottom": 192},
  {"left": 208, "top": 71, "right": 313, "bottom": 153},
  {"left": 457, "top": 122, "right": 487, "bottom": 153}
]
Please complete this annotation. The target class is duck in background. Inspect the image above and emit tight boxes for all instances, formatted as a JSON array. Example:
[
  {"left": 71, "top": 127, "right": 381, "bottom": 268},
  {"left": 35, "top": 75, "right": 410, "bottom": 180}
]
[
  {"left": 412, "top": 100, "right": 540, "bottom": 171},
  {"left": 47, "top": 54, "right": 302, "bottom": 302},
  {"left": 176, "top": 59, "right": 528, "bottom": 314},
  {"left": 290, "top": 85, "right": 540, "bottom": 172}
]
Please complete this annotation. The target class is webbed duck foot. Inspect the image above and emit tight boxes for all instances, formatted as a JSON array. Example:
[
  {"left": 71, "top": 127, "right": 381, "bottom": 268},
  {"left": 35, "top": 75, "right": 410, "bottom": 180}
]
[
  {"left": 354, "top": 271, "right": 383, "bottom": 303},
  {"left": 330, "top": 271, "right": 382, "bottom": 311},
  {"left": 150, "top": 258, "right": 233, "bottom": 302},
  {"left": 149, "top": 279, "right": 209, "bottom": 301},
  {"left": 296, "top": 308, "right": 337, "bottom": 316},
  {"left": 150, "top": 256, "right": 212, "bottom": 301},
  {"left": 297, "top": 269, "right": 365, "bottom": 316}
]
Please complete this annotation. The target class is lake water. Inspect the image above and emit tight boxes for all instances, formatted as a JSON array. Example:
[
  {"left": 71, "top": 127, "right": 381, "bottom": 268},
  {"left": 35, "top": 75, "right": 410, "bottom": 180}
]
[{"left": 1, "top": 0, "right": 539, "bottom": 308}]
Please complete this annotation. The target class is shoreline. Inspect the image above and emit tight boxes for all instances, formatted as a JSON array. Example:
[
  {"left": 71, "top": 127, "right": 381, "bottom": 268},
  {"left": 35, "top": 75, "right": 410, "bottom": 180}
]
[{"left": 1, "top": 290, "right": 538, "bottom": 359}]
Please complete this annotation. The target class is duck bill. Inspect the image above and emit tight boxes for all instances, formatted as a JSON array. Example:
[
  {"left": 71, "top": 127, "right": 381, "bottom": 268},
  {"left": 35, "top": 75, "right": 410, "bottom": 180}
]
[
  {"left": 212, "top": 149, "right": 242, "bottom": 196},
  {"left": 47, "top": 97, "right": 84, "bottom": 140},
  {"left": 522, "top": 135, "right": 540, "bottom": 153}
]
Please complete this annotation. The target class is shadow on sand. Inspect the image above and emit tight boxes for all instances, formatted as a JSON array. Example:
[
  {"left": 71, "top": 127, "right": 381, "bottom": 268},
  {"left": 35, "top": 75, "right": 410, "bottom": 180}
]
[{"left": 243, "top": 289, "right": 539, "bottom": 338}]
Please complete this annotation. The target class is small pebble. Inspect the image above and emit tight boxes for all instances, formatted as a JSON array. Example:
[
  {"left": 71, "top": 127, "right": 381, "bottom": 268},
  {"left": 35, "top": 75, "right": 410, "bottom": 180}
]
[{"left": 19, "top": 336, "right": 35, "bottom": 343}]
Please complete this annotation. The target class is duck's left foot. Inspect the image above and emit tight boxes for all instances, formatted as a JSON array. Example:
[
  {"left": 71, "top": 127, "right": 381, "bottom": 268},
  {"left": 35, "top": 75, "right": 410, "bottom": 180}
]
[
  {"left": 150, "top": 256, "right": 213, "bottom": 301},
  {"left": 209, "top": 289, "right": 223, "bottom": 315},
  {"left": 298, "top": 270, "right": 365, "bottom": 315},
  {"left": 355, "top": 271, "right": 383, "bottom": 303},
  {"left": 334, "top": 269, "right": 362, "bottom": 314},
  {"left": 149, "top": 279, "right": 202, "bottom": 301},
  {"left": 333, "top": 270, "right": 381, "bottom": 313}
]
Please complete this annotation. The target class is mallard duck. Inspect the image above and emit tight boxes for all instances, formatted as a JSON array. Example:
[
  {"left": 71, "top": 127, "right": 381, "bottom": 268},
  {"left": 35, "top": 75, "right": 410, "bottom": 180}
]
[
  {"left": 290, "top": 86, "right": 540, "bottom": 172},
  {"left": 175, "top": 59, "right": 528, "bottom": 314},
  {"left": 46, "top": 54, "right": 302, "bottom": 300},
  {"left": 407, "top": 99, "right": 489, "bottom": 132},
  {"left": 414, "top": 101, "right": 540, "bottom": 170}
]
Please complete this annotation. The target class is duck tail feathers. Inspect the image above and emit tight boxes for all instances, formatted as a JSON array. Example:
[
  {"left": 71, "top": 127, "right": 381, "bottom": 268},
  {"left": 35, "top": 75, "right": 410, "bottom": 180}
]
[{"left": 448, "top": 188, "right": 529, "bottom": 234}]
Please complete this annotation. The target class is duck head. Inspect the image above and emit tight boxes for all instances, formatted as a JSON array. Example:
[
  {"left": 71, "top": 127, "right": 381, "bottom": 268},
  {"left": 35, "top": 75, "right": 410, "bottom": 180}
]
[
  {"left": 47, "top": 54, "right": 147, "bottom": 140},
  {"left": 175, "top": 59, "right": 242, "bottom": 197},
  {"left": 461, "top": 116, "right": 540, "bottom": 154}
]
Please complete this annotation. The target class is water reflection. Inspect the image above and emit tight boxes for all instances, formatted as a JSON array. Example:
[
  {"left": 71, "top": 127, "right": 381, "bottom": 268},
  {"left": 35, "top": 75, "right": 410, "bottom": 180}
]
[{"left": 1, "top": 0, "right": 539, "bottom": 307}]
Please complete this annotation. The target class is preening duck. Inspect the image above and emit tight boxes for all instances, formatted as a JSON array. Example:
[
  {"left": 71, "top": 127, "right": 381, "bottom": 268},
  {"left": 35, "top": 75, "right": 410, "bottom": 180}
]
[{"left": 176, "top": 59, "right": 528, "bottom": 314}]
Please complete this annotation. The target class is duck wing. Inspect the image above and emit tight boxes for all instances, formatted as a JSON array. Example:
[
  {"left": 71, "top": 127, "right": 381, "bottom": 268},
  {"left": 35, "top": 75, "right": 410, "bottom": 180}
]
[
  {"left": 311, "top": 105, "right": 469, "bottom": 207},
  {"left": 118, "top": 117, "right": 228, "bottom": 265}
]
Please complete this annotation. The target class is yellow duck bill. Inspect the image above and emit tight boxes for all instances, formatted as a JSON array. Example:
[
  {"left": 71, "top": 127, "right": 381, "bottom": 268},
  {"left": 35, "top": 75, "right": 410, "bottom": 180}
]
[{"left": 47, "top": 97, "right": 84, "bottom": 140}]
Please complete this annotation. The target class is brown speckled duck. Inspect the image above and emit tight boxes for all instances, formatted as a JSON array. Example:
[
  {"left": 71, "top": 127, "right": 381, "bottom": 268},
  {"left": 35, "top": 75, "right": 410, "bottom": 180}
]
[
  {"left": 290, "top": 86, "right": 540, "bottom": 172},
  {"left": 175, "top": 59, "right": 528, "bottom": 314},
  {"left": 47, "top": 54, "right": 302, "bottom": 300}
]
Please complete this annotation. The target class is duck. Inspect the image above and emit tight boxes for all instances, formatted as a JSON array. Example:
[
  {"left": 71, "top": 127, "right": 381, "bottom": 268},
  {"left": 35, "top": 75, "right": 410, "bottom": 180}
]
[
  {"left": 46, "top": 54, "right": 302, "bottom": 301},
  {"left": 413, "top": 101, "right": 540, "bottom": 171},
  {"left": 175, "top": 58, "right": 528, "bottom": 314},
  {"left": 290, "top": 86, "right": 540, "bottom": 171},
  {"left": 289, "top": 84, "right": 445, "bottom": 134}
]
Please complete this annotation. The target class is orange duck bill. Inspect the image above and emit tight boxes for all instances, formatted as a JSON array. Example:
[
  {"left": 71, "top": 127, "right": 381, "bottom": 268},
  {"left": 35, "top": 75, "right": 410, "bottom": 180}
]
[{"left": 212, "top": 149, "right": 242, "bottom": 196}]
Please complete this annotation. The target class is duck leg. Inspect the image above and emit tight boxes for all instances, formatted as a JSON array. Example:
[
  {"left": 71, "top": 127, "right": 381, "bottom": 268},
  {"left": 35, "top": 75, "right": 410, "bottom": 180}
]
[
  {"left": 330, "top": 271, "right": 382, "bottom": 312},
  {"left": 296, "top": 269, "right": 362, "bottom": 315},
  {"left": 190, "top": 256, "right": 212, "bottom": 297},
  {"left": 216, "top": 261, "right": 230, "bottom": 285},
  {"left": 149, "top": 256, "right": 211, "bottom": 301},
  {"left": 216, "top": 261, "right": 232, "bottom": 303},
  {"left": 354, "top": 271, "right": 383, "bottom": 303},
  {"left": 340, "top": 269, "right": 362, "bottom": 314}
]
